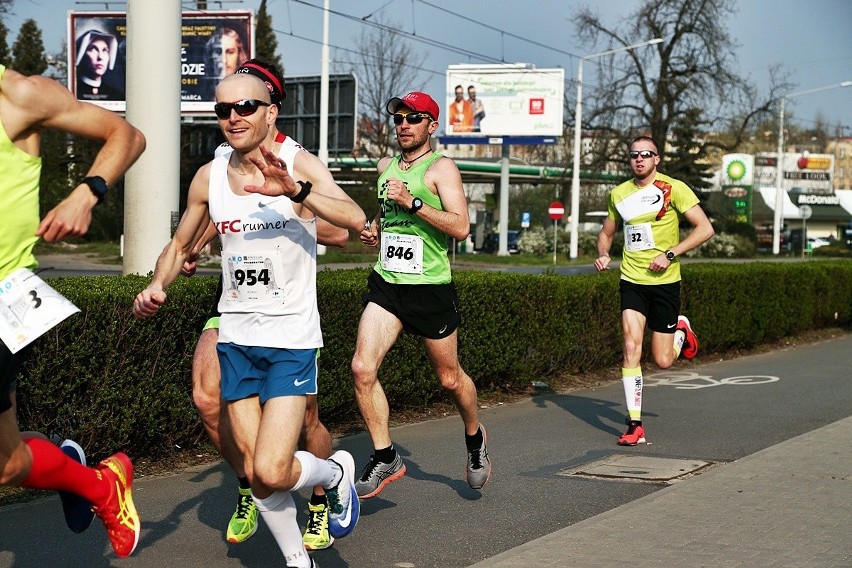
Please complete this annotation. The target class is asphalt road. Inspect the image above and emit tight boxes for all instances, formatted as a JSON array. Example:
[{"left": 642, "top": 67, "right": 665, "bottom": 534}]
[{"left": 1, "top": 333, "right": 850, "bottom": 567}]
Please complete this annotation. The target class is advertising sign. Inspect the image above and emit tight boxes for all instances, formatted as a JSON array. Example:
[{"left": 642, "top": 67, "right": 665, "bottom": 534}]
[
  {"left": 69, "top": 11, "right": 253, "bottom": 114},
  {"left": 721, "top": 153, "right": 754, "bottom": 223},
  {"left": 445, "top": 64, "right": 564, "bottom": 137},
  {"left": 754, "top": 151, "right": 835, "bottom": 194}
]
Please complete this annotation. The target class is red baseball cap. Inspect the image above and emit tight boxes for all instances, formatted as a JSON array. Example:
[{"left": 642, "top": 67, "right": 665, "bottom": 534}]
[{"left": 386, "top": 91, "right": 440, "bottom": 121}]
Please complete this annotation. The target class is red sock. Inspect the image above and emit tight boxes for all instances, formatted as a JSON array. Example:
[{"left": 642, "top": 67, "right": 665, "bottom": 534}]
[{"left": 21, "top": 438, "right": 109, "bottom": 506}]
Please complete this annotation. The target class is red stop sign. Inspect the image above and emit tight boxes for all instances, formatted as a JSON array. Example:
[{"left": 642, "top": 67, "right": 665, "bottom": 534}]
[{"left": 548, "top": 201, "right": 565, "bottom": 220}]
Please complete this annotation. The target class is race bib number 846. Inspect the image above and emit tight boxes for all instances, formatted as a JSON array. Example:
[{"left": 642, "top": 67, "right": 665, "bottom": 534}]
[{"left": 380, "top": 233, "right": 423, "bottom": 274}]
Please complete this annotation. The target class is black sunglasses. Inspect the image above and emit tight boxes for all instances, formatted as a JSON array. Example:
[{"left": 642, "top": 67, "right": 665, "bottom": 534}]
[
  {"left": 629, "top": 150, "right": 658, "bottom": 159},
  {"left": 393, "top": 112, "right": 431, "bottom": 125},
  {"left": 214, "top": 99, "right": 271, "bottom": 119}
]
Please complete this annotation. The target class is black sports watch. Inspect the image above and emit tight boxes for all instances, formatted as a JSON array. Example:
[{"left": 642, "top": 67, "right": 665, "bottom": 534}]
[
  {"left": 665, "top": 250, "right": 676, "bottom": 262},
  {"left": 290, "top": 180, "right": 312, "bottom": 203},
  {"left": 408, "top": 197, "right": 424, "bottom": 214},
  {"left": 82, "top": 175, "right": 108, "bottom": 204}
]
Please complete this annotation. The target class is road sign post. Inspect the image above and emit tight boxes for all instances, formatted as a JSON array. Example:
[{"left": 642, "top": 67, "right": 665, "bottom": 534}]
[
  {"left": 799, "top": 204, "right": 813, "bottom": 258},
  {"left": 548, "top": 202, "right": 564, "bottom": 264}
]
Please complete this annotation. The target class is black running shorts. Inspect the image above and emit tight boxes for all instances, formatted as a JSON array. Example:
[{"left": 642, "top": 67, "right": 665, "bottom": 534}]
[
  {"left": 362, "top": 269, "right": 461, "bottom": 340},
  {"left": 619, "top": 279, "right": 681, "bottom": 334},
  {"left": 1, "top": 343, "right": 32, "bottom": 414}
]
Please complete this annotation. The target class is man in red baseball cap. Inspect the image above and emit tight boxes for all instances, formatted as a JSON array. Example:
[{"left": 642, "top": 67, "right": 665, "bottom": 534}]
[
  {"left": 352, "top": 90, "right": 492, "bottom": 500},
  {"left": 386, "top": 91, "right": 440, "bottom": 121}
]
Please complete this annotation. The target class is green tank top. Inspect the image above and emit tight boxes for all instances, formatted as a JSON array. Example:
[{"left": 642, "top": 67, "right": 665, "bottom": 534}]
[
  {"left": 0, "top": 65, "right": 42, "bottom": 280},
  {"left": 374, "top": 152, "right": 452, "bottom": 284}
]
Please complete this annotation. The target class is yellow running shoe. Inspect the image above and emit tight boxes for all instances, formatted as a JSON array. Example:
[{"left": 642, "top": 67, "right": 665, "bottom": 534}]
[
  {"left": 226, "top": 488, "right": 258, "bottom": 544},
  {"left": 302, "top": 501, "right": 334, "bottom": 550}
]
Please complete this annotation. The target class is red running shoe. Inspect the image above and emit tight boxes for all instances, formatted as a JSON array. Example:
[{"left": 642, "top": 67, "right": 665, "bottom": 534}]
[
  {"left": 617, "top": 420, "right": 646, "bottom": 446},
  {"left": 677, "top": 315, "right": 699, "bottom": 359},
  {"left": 93, "top": 452, "right": 140, "bottom": 558}
]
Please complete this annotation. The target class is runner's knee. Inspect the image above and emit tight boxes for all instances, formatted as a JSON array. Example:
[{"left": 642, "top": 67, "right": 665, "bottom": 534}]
[{"left": 351, "top": 355, "right": 379, "bottom": 386}]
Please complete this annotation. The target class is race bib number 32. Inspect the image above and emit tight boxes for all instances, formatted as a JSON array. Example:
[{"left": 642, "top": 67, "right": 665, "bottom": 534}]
[
  {"left": 381, "top": 233, "right": 423, "bottom": 274},
  {"left": 624, "top": 222, "right": 656, "bottom": 252},
  {"left": 0, "top": 268, "right": 80, "bottom": 353}
]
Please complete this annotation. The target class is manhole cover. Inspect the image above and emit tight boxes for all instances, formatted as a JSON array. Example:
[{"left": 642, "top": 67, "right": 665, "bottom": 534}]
[{"left": 558, "top": 455, "right": 712, "bottom": 482}]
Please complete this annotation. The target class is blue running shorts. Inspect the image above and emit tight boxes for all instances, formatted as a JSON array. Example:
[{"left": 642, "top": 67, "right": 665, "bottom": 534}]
[{"left": 217, "top": 343, "right": 318, "bottom": 403}]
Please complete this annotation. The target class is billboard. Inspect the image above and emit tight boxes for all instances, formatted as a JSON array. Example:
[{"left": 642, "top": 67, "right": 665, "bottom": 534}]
[
  {"left": 69, "top": 11, "right": 253, "bottom": 114},
  {"left": 445, "top": 64, "right": 564, "bottom": 137},
  {"left": 754, "top": 152, "right": 835, "bottom": 194}
]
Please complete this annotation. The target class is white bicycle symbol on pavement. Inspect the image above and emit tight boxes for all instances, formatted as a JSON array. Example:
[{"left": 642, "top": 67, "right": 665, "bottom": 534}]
[{"left": 645, "top": 371, "right": 780, "bottom": 390}]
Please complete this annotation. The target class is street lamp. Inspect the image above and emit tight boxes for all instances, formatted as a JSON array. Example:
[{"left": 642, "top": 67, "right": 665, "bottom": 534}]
[
  {"left": 569, "top": 38, "right": 663, "bottom": 259},
  {"left": 772, "top": 80, "right": 852, "bottom": 255}
]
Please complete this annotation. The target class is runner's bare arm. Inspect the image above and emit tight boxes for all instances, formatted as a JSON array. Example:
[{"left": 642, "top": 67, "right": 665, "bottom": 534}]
[
  {"left": 133, "top": 165, "right": 212, "bottom": 318},
  {"left": 244, "top": 145, "right": 367, "bottom": 233},
  {"left": 0, "top": 71, "right": 145, "bottom": 242}
]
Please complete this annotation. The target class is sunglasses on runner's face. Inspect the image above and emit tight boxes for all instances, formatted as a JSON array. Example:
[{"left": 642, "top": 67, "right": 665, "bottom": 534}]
[
  {"left": 629, "top": 150, "right": 658, "bottom": 159},
  {"left": 393, "top": 112, "right": 431, "bottom": 125},
  {"left": 214, "top": 99, "right": 271, "bottom": 119}
]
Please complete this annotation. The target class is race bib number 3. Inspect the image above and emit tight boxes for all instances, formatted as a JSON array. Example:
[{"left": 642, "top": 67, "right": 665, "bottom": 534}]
[
  {"left": 381, "top": 233, "right": 423, "bottom": 274},
  {"left": 624, "top": 222, "right": 656, "bottom": 252},
  {"left": 223, "top": 253, "right": 284, "bottom": 303},
  {"left": 0, "top": 268, "right": 80, "bottom": 353}
]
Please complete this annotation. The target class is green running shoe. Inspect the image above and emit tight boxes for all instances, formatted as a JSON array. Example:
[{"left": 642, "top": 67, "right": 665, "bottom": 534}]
[
  {"left": 226, "top": 488, "right": 258, "bottom": 544},
  {"left": 302, "top": 500, "right": 334, "bottom": 550}
]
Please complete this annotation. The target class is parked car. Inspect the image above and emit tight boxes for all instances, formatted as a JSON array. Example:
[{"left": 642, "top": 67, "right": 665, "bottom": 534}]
[
  {"left": 482, "top": 230, "right": 520, "bottom": 254},
  {"left": 807, "top": 237, "right": 830, "bottom": 250}
]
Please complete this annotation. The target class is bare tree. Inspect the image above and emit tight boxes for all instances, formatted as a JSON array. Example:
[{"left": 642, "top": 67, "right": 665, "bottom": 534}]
[
  {"left": 574, "top": 0, "right": 792, "bottom": 177},
  {"left": 338, "top": 14, "right": 425, "bottom": 160}
]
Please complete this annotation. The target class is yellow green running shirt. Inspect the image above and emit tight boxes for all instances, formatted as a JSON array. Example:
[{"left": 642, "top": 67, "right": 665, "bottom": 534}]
[
  {"left": 0, "top": 64, "right": 42, "bottom": 280},
  {"left": 606, "top": 172, "right": 699, "bottom": 285},
  {"left": 374, "top": 152, "right": 451, "bottom": 284}
]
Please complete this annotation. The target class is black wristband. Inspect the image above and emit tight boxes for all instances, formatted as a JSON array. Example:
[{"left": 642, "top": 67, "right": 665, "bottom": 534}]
[
  {"left": 82, "top": 175, "right": 108, "bottom": 204},
  {"left": 290, "top": 180, "right": 312, "bottom": 203}
]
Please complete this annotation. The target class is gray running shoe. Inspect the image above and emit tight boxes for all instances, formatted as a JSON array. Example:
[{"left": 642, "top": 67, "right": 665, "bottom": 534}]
[
  {"left": 466, "top": 424, "right": 492, "bottom": 490},
  {"left": 354, "top": 452, "right": 406, "bottom": 499}
]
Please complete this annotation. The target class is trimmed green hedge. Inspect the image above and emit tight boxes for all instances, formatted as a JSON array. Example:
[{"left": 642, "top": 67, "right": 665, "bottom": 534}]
[{"left": 16, "top": 261, "right": 852, "bottom": 460}]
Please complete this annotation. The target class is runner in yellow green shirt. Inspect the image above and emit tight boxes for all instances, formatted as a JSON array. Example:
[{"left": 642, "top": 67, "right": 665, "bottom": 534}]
[{"left": 595, "top": 135, "right": 715, "bottom": 446}]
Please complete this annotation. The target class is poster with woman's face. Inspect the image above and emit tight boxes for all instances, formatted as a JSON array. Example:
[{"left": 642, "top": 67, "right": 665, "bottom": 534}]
[
  {"left": 69, "top": 11, "right": 253, "bottom": 114},
  {"left": 72, "top": 16, "right": 126, "bottom": 109}
]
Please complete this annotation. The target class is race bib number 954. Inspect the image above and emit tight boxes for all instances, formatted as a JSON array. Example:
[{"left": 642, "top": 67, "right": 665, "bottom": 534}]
[
  {"left": 0, "top": 268, "right": 80, "bottom": 353},
  {"left": 223, "top": 253, "right": 285, "bottom": 304}
]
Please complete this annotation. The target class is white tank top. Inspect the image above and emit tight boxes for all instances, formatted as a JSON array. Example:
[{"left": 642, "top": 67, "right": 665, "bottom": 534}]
[{"left": 207, "top": 137, "right": 322, "bottom": 348}]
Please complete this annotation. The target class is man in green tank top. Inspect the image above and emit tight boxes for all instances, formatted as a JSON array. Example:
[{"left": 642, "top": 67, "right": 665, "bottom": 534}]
[{"left": 352, "top": 91, "right": 492, "bottom": 499}]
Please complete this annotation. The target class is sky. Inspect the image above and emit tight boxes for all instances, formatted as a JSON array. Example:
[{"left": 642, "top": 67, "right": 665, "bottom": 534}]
[{"left": 5, "top": 0, "right": 852, "bottom": 134}]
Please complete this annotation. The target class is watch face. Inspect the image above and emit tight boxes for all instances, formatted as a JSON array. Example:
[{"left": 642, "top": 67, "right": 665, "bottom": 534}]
[{"left": 666, "top": 251, "right": 675, "bottom": 260}]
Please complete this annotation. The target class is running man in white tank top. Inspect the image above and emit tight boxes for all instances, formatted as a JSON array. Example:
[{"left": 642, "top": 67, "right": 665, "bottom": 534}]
[{"left": 133, "top": 72, "right": 368, "bottom": 568}]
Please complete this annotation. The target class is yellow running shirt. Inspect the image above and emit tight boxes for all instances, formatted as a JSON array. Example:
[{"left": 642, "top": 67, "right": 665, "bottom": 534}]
[
  {"left": 0, "top": 64, "right": 42, "bottom": 280},
  {"left": 606, "top": 172, "right": 699, "bottom": 285}
]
